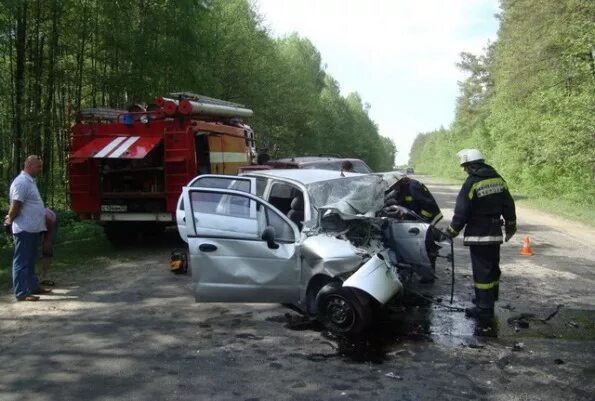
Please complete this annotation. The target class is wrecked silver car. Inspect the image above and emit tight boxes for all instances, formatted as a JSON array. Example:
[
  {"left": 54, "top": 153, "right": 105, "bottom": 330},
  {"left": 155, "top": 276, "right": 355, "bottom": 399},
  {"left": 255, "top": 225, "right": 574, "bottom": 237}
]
[{"left": 180, "top": 169, "right": 451, "bottom": 335}]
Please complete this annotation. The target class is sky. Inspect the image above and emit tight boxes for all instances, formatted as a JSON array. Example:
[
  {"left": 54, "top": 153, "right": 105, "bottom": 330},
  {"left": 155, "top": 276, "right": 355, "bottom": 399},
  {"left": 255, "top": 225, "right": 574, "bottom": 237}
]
[{"left": 255, "top": 0, "right": 501, "bottom": 165}]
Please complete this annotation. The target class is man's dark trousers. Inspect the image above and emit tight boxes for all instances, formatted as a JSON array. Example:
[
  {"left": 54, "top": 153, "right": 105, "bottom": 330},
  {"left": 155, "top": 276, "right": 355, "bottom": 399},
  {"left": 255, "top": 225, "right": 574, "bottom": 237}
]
[{"left": 12, "top": 231, "right": 40, "bottom": 299}]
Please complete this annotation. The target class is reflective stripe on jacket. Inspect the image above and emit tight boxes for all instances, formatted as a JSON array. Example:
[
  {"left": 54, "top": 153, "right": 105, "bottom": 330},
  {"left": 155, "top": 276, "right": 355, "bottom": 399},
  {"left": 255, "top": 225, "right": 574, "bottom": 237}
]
[{"left": 448, "top": 163, "right": 516, "bottom": 246}]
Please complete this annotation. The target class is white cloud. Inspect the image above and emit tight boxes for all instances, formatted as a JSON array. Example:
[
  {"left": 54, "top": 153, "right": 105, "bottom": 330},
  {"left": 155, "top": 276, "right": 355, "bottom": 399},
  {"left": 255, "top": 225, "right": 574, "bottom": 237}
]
[{"left": 256, "top": 0, "right": 499, "bottom": 164}]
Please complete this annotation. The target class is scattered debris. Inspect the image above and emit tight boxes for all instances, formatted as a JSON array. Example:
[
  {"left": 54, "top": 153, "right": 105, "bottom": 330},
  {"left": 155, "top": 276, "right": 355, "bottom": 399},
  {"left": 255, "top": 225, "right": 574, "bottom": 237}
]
[
  {"left": 387, "top": 349, "right": 408, "bottom": 357},
  {"left": 542, "top": 305, "right": 563, "bottom": 322},
  {"left": 512, "top": 342, "right": 524, "bottom": 352},
  {"left": 507, "top": 313, "right": 534, "bottom": 331},
  {"left": 477, "top": 326, "right": 495, "bottom": 336},
  {"left": 507, "top": 305, "right": 563, "bottom": 332},
  {"left": 507, "top": 313, "right": 535, "bottom": 323},
  {"left": 501, "top": 304, "right": 515, "bottom": 311},
  {"left": 518, "top": 321, "right": 530, "bottom": 328},
  {"left": 320, "top": 341, "right": 338, "bottom": 350},
  {"left": 384, "top": 372, "right": 403, "bottom": 380}
]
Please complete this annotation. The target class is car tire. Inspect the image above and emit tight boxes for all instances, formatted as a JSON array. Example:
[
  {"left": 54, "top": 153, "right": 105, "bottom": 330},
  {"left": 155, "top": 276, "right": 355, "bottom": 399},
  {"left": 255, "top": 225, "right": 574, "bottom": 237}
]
[{"left": 315, "top": 281, "right": 372, "bottom": 336}]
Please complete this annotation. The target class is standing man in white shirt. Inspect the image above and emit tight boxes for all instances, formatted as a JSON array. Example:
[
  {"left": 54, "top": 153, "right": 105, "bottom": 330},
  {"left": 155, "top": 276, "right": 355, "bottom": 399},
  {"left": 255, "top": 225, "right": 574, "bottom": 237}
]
[{"left": 4, "top": 155, "right": 52, "bottom": 301}]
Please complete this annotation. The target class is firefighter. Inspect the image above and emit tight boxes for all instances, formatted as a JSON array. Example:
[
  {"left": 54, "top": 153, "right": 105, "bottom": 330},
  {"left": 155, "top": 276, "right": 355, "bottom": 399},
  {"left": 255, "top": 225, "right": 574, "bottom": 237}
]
[
  {"left": 446, "top": 149, "right": 516, "bottom": 319},
  {"left": 384, "top": 176, "right": 443, "bottom": 225}
]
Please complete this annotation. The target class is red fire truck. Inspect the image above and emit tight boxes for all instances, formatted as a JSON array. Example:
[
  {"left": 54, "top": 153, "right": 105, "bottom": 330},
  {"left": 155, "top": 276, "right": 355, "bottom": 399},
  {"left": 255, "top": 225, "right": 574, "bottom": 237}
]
[{"left": 68, "top": 93, "right": 256, "bottom": 242}]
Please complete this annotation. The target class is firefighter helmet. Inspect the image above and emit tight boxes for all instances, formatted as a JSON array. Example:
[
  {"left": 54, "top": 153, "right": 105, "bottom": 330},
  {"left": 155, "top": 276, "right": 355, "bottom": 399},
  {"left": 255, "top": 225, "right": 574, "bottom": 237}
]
[{"left": 457, "top": 149, "right": 485, "bottom": 165}]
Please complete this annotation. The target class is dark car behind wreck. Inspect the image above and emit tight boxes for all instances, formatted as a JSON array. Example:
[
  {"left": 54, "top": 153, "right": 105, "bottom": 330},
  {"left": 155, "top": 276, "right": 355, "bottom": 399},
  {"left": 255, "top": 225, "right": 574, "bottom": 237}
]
[{"left": 265, "top": 156, "right": 373, "bottom": 174}]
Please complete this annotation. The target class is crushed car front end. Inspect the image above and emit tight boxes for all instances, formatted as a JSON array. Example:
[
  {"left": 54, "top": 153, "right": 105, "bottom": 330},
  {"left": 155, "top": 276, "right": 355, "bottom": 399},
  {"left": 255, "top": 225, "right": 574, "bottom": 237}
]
[{"left": 300, "top": 174, "right": 450, "bottom": 335}]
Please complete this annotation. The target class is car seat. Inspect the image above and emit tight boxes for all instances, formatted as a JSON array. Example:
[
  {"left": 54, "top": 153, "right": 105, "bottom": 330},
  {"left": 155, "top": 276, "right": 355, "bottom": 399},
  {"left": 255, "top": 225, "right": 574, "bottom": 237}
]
[{"left": 287, "top": 195, "right": 305, "bottom": 230}]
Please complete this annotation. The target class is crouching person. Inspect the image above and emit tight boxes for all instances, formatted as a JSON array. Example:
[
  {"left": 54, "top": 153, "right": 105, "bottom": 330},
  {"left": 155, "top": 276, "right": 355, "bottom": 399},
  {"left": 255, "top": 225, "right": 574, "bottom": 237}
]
[
  {"left": 384, "top": 175, "right": 443, "bottom": 283},
  {"left": 384, "top": 176, "right": 442, "bottom": 225},
  {"left": 40, "top": 208, "right": 58, "bottom": 286}
]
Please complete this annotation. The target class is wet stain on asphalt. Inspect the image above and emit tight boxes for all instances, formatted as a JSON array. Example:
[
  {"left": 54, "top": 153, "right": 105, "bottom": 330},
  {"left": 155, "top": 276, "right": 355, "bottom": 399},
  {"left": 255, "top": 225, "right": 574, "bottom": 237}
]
[
  {"left": 267, "top": 290, "right": 595, "bottom": 364},
  {"left": 266, "top": 313, "right": 324, "bottom": 331}
]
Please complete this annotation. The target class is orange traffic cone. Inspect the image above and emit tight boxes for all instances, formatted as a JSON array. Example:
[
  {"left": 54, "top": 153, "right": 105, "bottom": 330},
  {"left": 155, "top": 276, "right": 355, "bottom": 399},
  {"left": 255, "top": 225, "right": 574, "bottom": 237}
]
[{"left": 520, "top": 235, "right": 533, "bottom": 256}]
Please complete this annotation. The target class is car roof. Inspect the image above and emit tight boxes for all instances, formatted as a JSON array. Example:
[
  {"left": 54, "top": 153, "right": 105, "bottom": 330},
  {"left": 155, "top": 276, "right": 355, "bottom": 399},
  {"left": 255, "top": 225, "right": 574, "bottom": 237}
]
[
  {"left": 270, "top": 156, "right": 362, "bottom": 165},
  {"left": 242, "top": 168, "right": 363, "bottom": 185}
]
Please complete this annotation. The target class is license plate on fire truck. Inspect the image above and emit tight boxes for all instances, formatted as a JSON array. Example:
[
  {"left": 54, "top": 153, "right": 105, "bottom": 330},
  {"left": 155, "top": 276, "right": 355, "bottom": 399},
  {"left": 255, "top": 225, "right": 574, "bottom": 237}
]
[{"left": 101, "top": 205, "right": 127, "bottom": 212}]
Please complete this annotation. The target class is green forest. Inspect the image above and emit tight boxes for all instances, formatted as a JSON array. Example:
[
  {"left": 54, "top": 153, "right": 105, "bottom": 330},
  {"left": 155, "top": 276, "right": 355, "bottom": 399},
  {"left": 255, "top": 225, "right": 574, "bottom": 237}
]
[
  {"left": 409, "top": 0, "right": 595, "bottom": 207},
  {"left": 0, "top": 0, "right": 396, "bottom": 206}
]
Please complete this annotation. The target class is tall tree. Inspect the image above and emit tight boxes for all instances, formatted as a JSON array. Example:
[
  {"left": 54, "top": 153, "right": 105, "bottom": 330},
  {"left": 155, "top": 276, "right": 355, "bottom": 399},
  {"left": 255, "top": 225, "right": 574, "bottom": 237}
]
[
  {"left": 12, "top": 0, "right": 27, "bottom": 175},
  {"left": 410, "top": 0, "right": 595, "bottom": 204}
]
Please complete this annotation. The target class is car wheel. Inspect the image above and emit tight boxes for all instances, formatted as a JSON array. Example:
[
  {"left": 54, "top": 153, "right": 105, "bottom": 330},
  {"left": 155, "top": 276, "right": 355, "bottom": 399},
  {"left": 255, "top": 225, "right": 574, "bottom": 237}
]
[{"left": 316, "top": 281, "right": 372, "bottom": 336}]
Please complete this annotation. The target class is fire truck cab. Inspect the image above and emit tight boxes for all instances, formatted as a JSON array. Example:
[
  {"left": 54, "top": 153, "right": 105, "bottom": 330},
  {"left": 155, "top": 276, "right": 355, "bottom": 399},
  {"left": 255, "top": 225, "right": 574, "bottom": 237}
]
[{"left": 68, "top": 93, "right": 256, "bottom": 243}]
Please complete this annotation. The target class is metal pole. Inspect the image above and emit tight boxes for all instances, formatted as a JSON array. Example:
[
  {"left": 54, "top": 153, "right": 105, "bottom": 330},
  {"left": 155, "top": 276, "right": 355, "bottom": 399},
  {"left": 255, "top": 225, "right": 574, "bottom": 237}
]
[{"left": 450, "top": 238, "right": 455, "bottom": 304}]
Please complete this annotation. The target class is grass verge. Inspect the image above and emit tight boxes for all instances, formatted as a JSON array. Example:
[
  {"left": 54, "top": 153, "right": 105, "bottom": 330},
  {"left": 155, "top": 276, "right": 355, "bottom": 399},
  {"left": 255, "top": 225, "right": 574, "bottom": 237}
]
[{"left": 515, "top": 197, "right": 595, "bottom": 228}]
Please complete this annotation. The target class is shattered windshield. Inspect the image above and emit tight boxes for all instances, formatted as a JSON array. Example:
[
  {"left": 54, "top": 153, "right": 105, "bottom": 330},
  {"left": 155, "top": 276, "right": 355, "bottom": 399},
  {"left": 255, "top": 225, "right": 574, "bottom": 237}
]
[{"left": 306, "top": 175, "right": 386, "bottom": 216}]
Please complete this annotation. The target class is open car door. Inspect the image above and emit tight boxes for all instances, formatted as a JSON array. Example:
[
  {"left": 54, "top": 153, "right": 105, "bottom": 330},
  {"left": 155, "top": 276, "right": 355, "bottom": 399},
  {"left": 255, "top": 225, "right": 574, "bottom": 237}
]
[
  {"left": 183, "top": 187, "right": 301, "bottom": 303},
  {"left": 176, "top": 175, "right": 256, "bottom": 242},
  {"left": 385, "top": 220, "right": 433, "bottom": 268},
  {"left": 384, "top": 217, "right": 450, "bottom": 278}
]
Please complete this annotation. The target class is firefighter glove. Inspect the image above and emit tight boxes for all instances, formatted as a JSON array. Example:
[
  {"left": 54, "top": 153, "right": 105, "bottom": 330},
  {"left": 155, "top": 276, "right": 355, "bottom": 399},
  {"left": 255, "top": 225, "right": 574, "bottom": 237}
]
[
  {"left": 383, "top": 205, "right": 405, "bottom": 219},
  {"left": 505, "top": 224, "right": 517, "bottom": 242}
]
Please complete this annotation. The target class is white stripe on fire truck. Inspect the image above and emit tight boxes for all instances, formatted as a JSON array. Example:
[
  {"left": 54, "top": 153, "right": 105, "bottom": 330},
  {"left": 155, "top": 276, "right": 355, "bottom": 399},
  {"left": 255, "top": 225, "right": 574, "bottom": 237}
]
[
  {"left": 108, "top": 136, "right": 140, "bottom": 158},
  {"left": 94, "top": 137, "right": 127, "bottom": 158},
  {"left": 209, "top": 152, "right": 249, "bottom": 163}
]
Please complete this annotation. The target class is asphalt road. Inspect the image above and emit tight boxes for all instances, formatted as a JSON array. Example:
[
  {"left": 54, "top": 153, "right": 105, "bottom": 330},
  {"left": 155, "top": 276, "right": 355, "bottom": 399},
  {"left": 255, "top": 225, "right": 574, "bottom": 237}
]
[{"left": 1, "top": 175, "right": 594, "bottom": 401}]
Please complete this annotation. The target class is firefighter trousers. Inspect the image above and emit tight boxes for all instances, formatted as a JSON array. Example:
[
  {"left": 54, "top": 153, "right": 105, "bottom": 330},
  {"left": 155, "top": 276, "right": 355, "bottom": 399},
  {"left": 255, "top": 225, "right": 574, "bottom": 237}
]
[{"left": 469, "top": 245, "right": 501, "bottom": 310}]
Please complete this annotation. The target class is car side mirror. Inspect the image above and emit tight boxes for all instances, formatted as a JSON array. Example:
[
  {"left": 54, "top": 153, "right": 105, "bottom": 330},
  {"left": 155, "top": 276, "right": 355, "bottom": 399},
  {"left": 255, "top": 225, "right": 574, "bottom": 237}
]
[{"left": 261, "top": 226, "right": 279, "bottom": 249}]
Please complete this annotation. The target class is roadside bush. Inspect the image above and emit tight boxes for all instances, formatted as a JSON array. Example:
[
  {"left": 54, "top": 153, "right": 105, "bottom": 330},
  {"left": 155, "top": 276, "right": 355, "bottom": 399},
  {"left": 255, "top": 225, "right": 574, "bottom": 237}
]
[
  {"left": 52, "top": 210, "right": 105, "bottom": 244},
  {"left": 0, "top": 231, "right": 10, "bottom": 249},
  {"left": 54, "top": 210, "right": 81, "bottom": 228}
]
